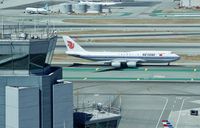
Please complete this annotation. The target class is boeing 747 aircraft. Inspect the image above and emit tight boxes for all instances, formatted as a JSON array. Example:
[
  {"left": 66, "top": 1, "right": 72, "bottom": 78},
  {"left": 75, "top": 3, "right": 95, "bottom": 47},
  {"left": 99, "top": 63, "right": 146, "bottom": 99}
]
[{"left": 63, "top": 36, "right": 180, "bottom": 67}]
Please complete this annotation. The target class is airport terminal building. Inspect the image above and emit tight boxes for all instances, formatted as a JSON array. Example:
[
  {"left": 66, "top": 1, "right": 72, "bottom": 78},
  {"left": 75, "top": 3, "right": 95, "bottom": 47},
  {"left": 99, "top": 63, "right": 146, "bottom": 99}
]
[{"left": 0, "top": 35, "right": 73, "bottom": 128}]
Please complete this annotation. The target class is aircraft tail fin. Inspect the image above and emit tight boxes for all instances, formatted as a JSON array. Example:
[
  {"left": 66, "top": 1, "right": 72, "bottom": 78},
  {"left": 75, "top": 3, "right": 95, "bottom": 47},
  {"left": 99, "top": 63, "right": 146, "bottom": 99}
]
[
  {"left": 63, "top": 36, "right": 86, "bottom": 52},
  {"left": 44, "top": 3, "right": 48, "bottom": 10}
]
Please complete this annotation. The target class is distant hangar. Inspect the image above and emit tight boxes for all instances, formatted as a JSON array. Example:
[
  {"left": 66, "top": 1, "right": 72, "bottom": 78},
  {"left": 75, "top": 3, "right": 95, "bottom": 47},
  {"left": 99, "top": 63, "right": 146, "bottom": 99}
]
[{"left": 180, "top": 0, "right": 200, "bottom": 8}]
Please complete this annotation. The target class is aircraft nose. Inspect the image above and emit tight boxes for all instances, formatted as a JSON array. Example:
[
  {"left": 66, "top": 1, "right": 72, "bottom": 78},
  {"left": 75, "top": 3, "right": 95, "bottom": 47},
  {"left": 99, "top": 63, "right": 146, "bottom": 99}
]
[{"left": 176, "top": 54, "right": 180, "bottom": 60}]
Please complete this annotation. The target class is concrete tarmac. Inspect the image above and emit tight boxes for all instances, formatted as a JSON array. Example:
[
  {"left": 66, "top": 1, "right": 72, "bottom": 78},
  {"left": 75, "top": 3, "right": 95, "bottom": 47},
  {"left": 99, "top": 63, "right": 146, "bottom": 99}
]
[{"left": 72, "top": 81, "right": 200, "bottom": 128}]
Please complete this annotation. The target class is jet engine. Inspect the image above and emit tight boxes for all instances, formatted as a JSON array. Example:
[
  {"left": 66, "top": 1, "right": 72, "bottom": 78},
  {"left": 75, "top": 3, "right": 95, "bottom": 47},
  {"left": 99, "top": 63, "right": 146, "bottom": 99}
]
[
  {"left": 111, "top": 61, "right": 121, "bottom": 67},
  {"left": 127, "top": 61, "right": 137, "bottom": 68}
]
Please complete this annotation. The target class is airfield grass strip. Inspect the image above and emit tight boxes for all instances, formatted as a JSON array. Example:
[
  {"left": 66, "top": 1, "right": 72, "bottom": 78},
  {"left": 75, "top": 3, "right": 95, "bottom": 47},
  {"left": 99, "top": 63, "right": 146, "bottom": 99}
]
[
  {"left": 63, "top": 67, "right": 200, "bottom": 72},
  {"left": 63, "top": 77, "right": 200, "bottom": 81}
]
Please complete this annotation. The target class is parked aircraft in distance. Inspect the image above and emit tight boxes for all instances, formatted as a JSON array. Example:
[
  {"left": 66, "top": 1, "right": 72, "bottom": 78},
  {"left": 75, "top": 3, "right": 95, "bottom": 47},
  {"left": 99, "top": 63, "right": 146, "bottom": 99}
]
[
  {"left": 24, "top": 4, "right": 49, "bottom": 14},
  {"left": 79, "top": 0, "right": 122, "bottom": 6},
  {"left": 63, "top": 36, "right": 180, "bottom": 68}
]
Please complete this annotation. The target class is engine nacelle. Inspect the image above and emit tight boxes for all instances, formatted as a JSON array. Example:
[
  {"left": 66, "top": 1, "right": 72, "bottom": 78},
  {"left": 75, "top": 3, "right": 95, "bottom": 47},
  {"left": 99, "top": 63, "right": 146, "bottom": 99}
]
[
  {"left": 111, "top": 61, "right": 121, "bottom": 67},
  {"left": 127, "top": 61, "right": 137, "bottom": 68}
]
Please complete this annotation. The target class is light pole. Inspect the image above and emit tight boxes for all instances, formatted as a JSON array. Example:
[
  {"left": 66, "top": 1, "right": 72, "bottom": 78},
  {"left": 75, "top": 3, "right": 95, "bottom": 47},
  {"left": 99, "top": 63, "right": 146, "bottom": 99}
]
[{"left": 1, "top": 16, "right": 4, "bottom": 39}]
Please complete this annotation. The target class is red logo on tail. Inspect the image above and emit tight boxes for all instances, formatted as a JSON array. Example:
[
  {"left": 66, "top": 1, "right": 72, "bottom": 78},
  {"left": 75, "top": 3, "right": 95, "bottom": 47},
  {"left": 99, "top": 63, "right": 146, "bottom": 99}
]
[{"left": 67, "top": 41, "right": 74, "bottom": 49}]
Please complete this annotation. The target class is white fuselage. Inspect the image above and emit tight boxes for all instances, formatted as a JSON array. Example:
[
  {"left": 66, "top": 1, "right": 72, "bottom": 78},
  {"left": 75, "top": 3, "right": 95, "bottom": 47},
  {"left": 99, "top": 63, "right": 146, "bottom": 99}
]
[
  {"left": 66, "top": 50, "right": 180, "bottom": 63},
  {"left": 25, "top": 7, "right": 48, "bottom": 14}
]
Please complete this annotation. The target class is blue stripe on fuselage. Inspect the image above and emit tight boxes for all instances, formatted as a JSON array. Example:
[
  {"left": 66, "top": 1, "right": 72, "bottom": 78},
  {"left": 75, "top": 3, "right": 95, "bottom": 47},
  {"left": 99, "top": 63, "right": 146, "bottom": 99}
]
[{"left": 74, "top": 55, "right": 179, "bottom": 62}]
